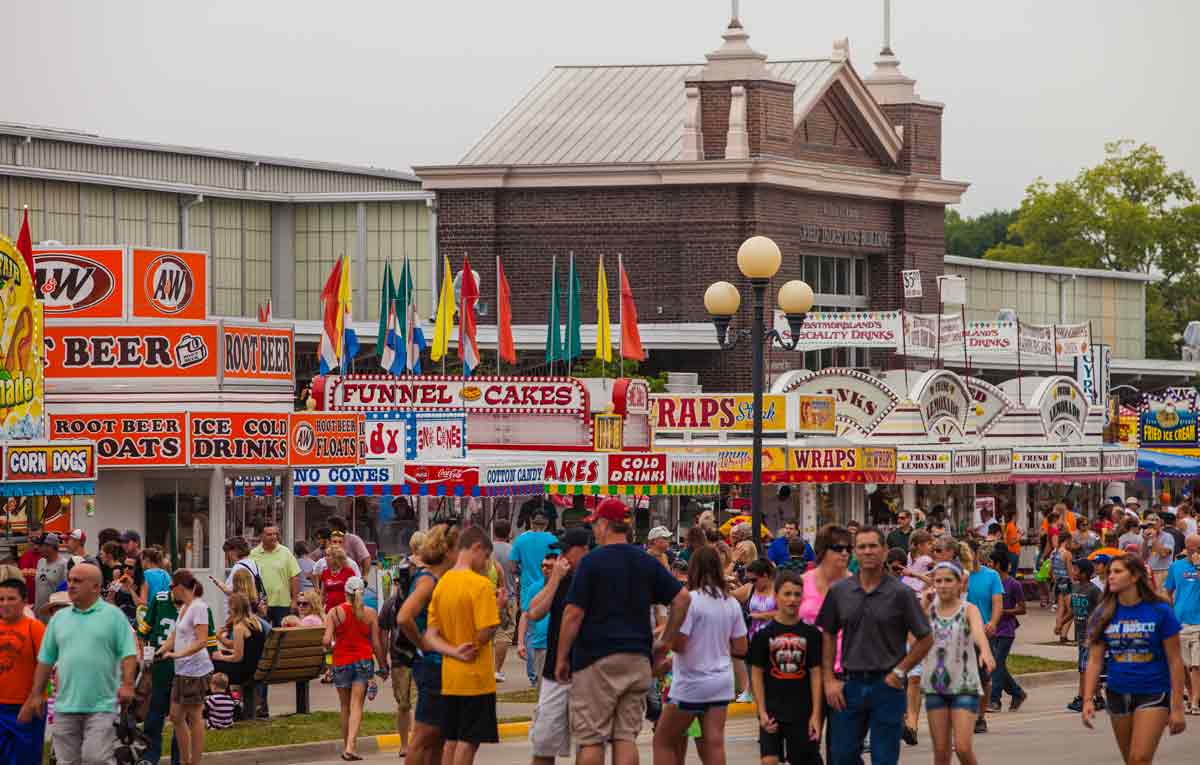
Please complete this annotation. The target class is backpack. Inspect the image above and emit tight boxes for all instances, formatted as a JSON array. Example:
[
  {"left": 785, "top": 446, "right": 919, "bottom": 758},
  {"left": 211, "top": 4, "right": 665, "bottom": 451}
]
[{"left": 235, "top": 560, "right": 268, "bottom": 608}]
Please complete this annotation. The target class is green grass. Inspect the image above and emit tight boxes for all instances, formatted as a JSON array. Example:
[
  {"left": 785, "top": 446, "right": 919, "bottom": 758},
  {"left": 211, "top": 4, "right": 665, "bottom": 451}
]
[
  {"left": 1008, "top": 653, "right": 1077, "bottom": 675},
  {"left": 496, "top": 686, "right": 540, "bottom": 703}
]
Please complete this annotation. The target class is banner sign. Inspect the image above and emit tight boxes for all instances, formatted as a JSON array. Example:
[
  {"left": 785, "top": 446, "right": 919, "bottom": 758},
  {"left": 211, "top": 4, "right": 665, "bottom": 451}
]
[
  {"left": 965, "top": 321, "right": 1018, "bottom": 354},
  {"left": 0, "top": 236, "right": 45, "bottom": 440},
  {"left": 1012, "top": 449, "right": 1061, "bottom": 475},
  {"left": 785, "top": 446, "right": 896, "bottom": 483},
  {"left": 652, "top": 394, "right": 787, "bottom": 432},
  {"left": 131, "top": 249, "right": 208, "bottom": 321},
  {"left": 33, "top": 247, "right": 125, "bottom": 319},
  {"left": 937, "top": 275, "right": 967, "bottom": 305},
  {"left": 223, "top": 324, "right": 294, "bottom": 383},
  {"left": 1139, "top": 388, "right": 1198, "bottom": 448},
  {"left": 953, "top": 449, "right": 985, "bottom": 474},
  {"left": 289, "top": 412, "right": 361, "bottom": 467},
  {"left": 1062, "top": 450, "right": 1102, "bottom": 474},
  {"left": 49, "top": 413, "right": 188, "bottom": 467},
  {"left": 482, "top": 464, "right": 546, "bottom": 488},
  {"left": 294, "top": 464, "right": 398, "bottom": 487},
  {"left": 1076, "top": 344, "right": 1111, "bottom": 423},
  {"left": 896, "top": 449, "right": 953, "bottom": 475},
  {"left": 189, "top": 412, "right": 289, "bottom": 466},
  {"left": 902, "top": 270, "right": 923, "bottom": 299},
  {"left": 320, "top": 375, "right": 589, "bottom": 419},
  {"left": 1018, "top": 322, "right": 1054, "bottom": 358},
  {"left": 411, "top": 412, "right": 467, "bottom": 461},
  {"left": 3, "top": 441, "right": 96, "bottom": 482},
  {"left": 44, "top": 323, "right": 219, "bottom": 380},
  {"left": 902, "top": 312, "right": 964, "bottom": 358},
  {"left": 985, "top": 448, "right": 1012, "bottom": 474},
  {"left": 1102, "top": 449, "right": 1138, "bottom": 474},
  {"left": 1054, "top": 323, "right": 1091, "bottom": 357},
  {"left": 772, "top": 310, "right": 901, "bottom": 351},
  {"left": 606, "top": 453, "right": 668, "bottom": 485}
]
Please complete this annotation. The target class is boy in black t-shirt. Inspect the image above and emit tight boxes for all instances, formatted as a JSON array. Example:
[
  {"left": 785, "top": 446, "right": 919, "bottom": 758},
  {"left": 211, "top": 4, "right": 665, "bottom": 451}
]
[{"left": 748, "top": 570, "right": 823, "bottom": 764}]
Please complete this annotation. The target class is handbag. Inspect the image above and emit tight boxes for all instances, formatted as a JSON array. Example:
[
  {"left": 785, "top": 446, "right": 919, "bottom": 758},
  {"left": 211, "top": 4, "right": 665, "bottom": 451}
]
[
  {"left": 1035, "top": 558, "right": 1051, "bottom": 583},
  {"left": 131, "top": 663, "right": 154, "bottom": 722}
]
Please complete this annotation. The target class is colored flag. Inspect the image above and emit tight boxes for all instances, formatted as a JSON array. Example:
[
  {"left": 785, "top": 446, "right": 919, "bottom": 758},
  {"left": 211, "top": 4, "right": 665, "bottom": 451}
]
[
  {"left": 431, "top": 255, "right": 456, "bottom": 362},
  {"left": 376, "top": 262, "right": 396, "bottom": 351},
  {"left": 399, "top": 259, "right": 426, "bottom": 373},
  {"left": 318, "top": 257, "right": 345, "bottom": 374},
  {"left": 565, "top": 254, "right": 582, "bottom": 361},
  {"left": 595, "top": 255, "right": 612, "bottom": 363},
  {"left": 338, "top": 255, "right": 359, "bottom": 374},
  {"left": 619, "top": 256, "right": 645, "bottom": 361},
  {"left": 257, "top": 300, "right": 272, "bottom": 323},
  {"left": 497, "top": 258, "right": 516, "bottom": 365},
  {"left": 16, "top": 208, "right": 34, "bottom": 280},
  {"left": 381, "top": 294, "right": 406, "bottom": 375},
  {"left": 545, "top": 255, "right": 563, "bottom": 363},
  {"left": 459, "top": 256, "right": 480, "bottom": 376}
]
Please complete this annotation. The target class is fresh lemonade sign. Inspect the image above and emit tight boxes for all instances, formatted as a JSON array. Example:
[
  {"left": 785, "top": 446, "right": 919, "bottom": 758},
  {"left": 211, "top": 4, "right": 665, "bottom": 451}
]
[{"left": 0, "top": 236, "right": 44, "bottom": 439}]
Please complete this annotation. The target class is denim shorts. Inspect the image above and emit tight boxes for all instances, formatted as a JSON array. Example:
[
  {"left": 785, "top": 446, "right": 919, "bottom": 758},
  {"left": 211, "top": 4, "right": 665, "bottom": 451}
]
[
  {"left": 672, "top": 698, "right": 731, "bottom": 714},
  {"left": 332, "top": 659, "right": 375, "bottom": 688},
  {"left": 925, "top": 693, "right": 980, "bottom": 713}
]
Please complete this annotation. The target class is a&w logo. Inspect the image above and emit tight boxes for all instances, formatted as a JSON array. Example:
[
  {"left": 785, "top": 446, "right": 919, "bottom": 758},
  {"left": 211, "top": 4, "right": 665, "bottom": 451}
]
[
  {"left": 293, "top": 422, "right": 315, "bottom": 455},
  {"left": 36, "top": 253, "right": 115, "bottom": 313},
  {"left": 145, "top": 254, "right": 194, "bottom": 315}
]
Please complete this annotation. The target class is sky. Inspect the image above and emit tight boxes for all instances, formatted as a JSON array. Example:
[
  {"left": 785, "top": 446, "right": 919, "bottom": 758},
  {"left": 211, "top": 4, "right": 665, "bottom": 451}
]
[{"left": 9, "top": 1, "right": 1198, "bottom": 214}]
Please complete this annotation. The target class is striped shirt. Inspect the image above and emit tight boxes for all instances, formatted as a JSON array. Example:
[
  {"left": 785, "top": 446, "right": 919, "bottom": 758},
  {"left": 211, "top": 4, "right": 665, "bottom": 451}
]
[{"left": 203, "top": 692, "right": 238, "bottom": 729}]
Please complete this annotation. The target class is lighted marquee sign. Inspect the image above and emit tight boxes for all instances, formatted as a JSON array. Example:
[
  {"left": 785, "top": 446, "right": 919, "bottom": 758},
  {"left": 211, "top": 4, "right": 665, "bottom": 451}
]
[
  {"left": 777, "top": 369, "right": 899, "bottom": 436},
  {"left": 1034, "top": 377, "right": 1089, "bottom": 442},
  {"left": 320, "top": 375, "right": 589, "bottom": 416},
  {"left": 49, "top": 413, "right": 188, "bottom": 467},
  {"left": 912, "top": 371, "right": 970, "bottom": 439}
]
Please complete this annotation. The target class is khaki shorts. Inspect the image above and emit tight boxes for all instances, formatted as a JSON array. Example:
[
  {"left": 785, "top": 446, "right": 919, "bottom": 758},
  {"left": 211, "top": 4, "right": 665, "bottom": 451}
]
[
  {"left": 570, "top": 653, "right": 651, "bottom": 746},
  {"left": 172, "top": 674, "right": 211, "bottom": 706},
  {"left": 392, "top": 664, "right": 415, "bottom": 710},
  {"left": 1181, "top": 624, "right": 1200, "bottom": 668},
  {"left": 495, "top": 599, "right": 517, "bottom": 646},
  {"left": 530, "top": 677, "right": 572, "bottom": 757}
]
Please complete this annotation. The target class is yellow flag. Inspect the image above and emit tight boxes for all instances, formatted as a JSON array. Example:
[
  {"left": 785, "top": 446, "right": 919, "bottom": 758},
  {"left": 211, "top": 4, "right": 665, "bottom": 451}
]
[
  {"left": 596, "top": 254, "right": 612, "bottom": 363},
  {"left": 336, "top": 255, "right": 352, "bottom": 356},
  {"left": 431, "top": 255, "right": 456, "bottom": 362}
]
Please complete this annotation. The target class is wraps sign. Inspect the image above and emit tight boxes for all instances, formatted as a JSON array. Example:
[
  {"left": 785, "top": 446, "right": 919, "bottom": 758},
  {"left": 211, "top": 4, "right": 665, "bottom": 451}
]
[{"left": 652, "top": 394, "right": 787, "bottom": 432}]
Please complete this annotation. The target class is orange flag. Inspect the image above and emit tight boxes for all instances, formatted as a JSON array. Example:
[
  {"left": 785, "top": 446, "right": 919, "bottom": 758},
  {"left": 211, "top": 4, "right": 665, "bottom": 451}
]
[
  {"left": 619, "top": 257, "right": 644, "bottom": 361},
  {"left": 497, "top": 257, "right": 516, "bottom": 365}
]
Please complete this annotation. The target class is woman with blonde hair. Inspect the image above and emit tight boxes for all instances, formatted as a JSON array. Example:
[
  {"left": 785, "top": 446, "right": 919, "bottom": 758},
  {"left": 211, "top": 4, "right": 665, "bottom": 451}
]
[
  {"left": 230, "top": 567, "right": 266, "bottom": 617},
  {"left": 212, "top": 593, "right": 266, "bottom": 691},
  {"left": 320, "top": 544, "right": 355, "bottom": 613},
  {"left": 324, "top": 575, "right": 386, "bottom": 761}
]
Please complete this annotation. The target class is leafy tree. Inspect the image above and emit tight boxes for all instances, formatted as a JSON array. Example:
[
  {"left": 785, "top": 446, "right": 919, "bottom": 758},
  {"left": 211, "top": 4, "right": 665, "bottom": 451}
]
[
  {"left": 945, "top": 208, "right": 1021, "bottom": 258},
  {"left": 570, "top": 356, "right": 668, "bottom": 392},
  {"left": 984, "top": 141, "right": 1200, "bottom": 358}
]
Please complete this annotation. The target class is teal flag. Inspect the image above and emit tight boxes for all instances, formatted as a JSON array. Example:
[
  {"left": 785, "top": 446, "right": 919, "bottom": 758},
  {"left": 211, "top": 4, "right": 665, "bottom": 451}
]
[
  {"left": 566, "top": 254, "right": 582, "bottom": 360},
  {"left": 376, "top": 261, "right": 396, "bottom": 351},
  {"left": 545, "top": 256, "right": 564, "bottom": 363}
]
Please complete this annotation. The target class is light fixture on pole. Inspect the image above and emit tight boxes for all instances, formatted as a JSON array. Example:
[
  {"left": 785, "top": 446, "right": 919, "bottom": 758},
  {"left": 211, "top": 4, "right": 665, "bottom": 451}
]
[{"left": 705, "top": 235, "right": 813, "bottom": 555}]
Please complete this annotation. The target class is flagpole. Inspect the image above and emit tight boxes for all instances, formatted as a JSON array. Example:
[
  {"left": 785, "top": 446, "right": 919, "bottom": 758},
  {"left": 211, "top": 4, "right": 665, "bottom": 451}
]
[
  {"left": 460, "top": 254, "right": 466, "bottom": 381},
  {"left": 567, "top": 251, "right": 574, "bottom": 378},
  {"left": 496, "top": 255, "right": 502, "bottom": 376},
  {"left": 550, "top": 254, "right": 556, "bottom": 377},
  {"left": 1052, "top": 323, "right": 1060, "bottom": 375},
  {"left": 961, "top": 304, "right": 969, "bottom": 376},
  {"left": 618, "top": 253, "right": 625, "bottom": 380},
  {"left": 1016, "top": 319, "right": 1024, "bottom": 402}
]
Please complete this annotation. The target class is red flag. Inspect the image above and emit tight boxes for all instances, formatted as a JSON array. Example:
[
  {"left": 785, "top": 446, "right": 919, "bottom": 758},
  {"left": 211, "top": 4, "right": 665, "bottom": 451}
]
[
  {"left": 619, "top": 259, "right": 645, "bottom": 361},
  {"left": 496, "top": 258, "right": 516, "bottom": 365},
  {"left": 16, "top": 208, "right": 34, "bottom": 278},
  {"left": 458, "top": 256, "right": 480, "bottom": 374}
]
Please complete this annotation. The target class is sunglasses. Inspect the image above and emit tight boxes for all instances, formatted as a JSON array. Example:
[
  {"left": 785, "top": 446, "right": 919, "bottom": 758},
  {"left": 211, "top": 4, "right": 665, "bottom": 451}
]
[
  {"left": 827, "top": 543, "right": 851, "bottom": 553},
  {"left": 298, "top": 602, "right": 312, "bottom": 609}
]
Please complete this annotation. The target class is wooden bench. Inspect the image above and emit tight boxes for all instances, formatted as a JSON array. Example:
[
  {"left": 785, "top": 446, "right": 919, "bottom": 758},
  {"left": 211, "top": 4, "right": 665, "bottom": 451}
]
[{"left": 242, "top": 626, "right": 326, "bottom": 718}]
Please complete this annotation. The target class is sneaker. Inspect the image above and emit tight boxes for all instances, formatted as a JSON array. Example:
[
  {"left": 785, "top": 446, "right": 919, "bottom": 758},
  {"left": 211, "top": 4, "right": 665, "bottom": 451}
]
[
  {"left": 495, "top": 672, "right": 506, "bottom": 683},
  {"left": 987, "top": 700, "right": 1002, "bottom": 713},
  {"left": 902, "top": 726, "right": 918, "bottom": 746},
  {"left": 735, "top": 690, "right": 754, "bottom": 704},
  {"left": 1010, "top": 692, "right": 1028, "bottom": 712},
  {"left": 974, "top": 718, "right": 987, "bottom": 734},
  {"left": 1067, "top": 696, "right": 1084, "bottom": 712},
  {"left": 1093, "top": 695, "right": 1106, "bottom": 711}
]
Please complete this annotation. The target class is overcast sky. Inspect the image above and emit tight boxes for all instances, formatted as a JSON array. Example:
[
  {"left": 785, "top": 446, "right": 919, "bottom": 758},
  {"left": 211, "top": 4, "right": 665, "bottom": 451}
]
[{"left": 10, "top": 1, "right": 1197, "bottom": 214}]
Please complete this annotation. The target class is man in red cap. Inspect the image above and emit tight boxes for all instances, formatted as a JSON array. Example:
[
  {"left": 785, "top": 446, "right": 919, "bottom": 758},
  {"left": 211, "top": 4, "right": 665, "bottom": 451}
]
[
  {"left": 64, "top": 529, "right": 96, "bottom": 571},
  {"left": 555, "top": 499, "right": 691, "bottom": 765}
]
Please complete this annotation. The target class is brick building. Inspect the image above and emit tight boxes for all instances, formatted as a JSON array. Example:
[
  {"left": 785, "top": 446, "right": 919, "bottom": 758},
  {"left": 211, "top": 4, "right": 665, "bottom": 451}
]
[{"left": 416, "top": 14, "right": 968, "bottom": 389}]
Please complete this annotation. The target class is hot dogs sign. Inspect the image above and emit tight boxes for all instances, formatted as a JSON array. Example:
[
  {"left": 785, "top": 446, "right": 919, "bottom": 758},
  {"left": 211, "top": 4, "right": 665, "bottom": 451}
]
[{"left": 0, "top": 236, "right": 44, "bottom": 439}]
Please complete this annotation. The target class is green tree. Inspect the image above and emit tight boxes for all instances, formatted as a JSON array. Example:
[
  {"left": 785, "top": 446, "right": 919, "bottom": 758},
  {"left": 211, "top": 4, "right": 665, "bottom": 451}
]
[
  {"left": 945, "top": 208, "right": 1021, "bottom": 257},
  {"left": 570, "top": 356, "right": 668, "bottom": 392},
  {"left": 984, "top": 141, "right": 1200, "bottom": 358}
]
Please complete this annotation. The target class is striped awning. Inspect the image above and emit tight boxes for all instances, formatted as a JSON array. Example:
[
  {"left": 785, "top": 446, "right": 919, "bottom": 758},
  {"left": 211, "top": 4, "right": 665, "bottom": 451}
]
[
  {"left": 294, "top": 482, "right": 543, "bottom": 498},
  {"left": 546, "top": 483, "right": 719, "bottom": 497},
  {"left": 0, "top": 481, "right": 95, "bottom": 497}
]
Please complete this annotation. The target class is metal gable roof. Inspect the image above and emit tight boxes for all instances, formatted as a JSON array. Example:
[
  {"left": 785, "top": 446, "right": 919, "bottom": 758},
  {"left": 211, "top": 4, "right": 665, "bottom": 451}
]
[{"left": 460, "top": 59, "right": 841, "bottom": 166}]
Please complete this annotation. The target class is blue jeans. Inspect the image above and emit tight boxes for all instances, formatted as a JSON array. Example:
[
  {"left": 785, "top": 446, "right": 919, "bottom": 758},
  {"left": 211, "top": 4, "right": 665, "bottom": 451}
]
[
  {"left": 0, "top": 703, "right": 45, "bottom": 765},
  {"left": 830, "top": 675, "right": 905, "bottom": 765},
  {"left": 1008, "top": 550, "right": 1020, "bottom": 578},
  {"left": 143, "top": 679, "right": 181, "bottom": 765},
  {"left": 989, "top": 636, "right": 1024, "bottom": 705}
]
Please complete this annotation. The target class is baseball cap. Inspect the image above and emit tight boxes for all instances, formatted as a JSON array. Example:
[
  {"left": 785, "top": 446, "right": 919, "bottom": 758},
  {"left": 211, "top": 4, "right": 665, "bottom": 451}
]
[
  {"left": 585, "top": 498, "right": 630, "bottom": 524},
  {"left": 68, "top": 529, "right": 86, "bottom": 544},
  {"left": 41, "top": 533, "right": 62, "bottom": 547},
  {"left": 119, "top": 529, "right": 141, "bottom": 544},
  {"left": 345, "top": 576, "right": 365, "bottom": 595},
  {"left": 1125, "top": 497, "right": 1141, "bottom": 506},
  {"left": 550, "top": 527, "right": 592, "bottom": 552},
  {"left": 647, "top": 526, "right": 672, "bottom": 542}
]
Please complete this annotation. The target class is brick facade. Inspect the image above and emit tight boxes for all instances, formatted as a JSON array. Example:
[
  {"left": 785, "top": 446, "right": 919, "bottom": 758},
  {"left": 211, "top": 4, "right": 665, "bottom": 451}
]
[
  {"left": 792, "top": 84, "right": 891, "bottom": 170},
  {"left": 879, "top": 102, "right": 944, "bottom": 177}
]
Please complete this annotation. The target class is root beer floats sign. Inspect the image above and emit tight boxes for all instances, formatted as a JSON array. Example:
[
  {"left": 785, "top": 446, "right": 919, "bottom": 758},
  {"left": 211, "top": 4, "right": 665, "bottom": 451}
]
[{"left": 49, "top": 411, "right": 363, "bottom": 468}]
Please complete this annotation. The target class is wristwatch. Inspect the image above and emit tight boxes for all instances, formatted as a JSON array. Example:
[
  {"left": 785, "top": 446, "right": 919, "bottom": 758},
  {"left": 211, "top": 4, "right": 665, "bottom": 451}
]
[{"left": 891, "top": 667, "right": 908, "bottom": 681}]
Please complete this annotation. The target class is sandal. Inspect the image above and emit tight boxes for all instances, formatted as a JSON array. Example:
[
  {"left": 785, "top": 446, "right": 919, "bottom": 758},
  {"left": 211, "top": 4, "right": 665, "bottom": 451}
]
[{"left": 341, "top": 754, "right": 364, "bottom": 762}]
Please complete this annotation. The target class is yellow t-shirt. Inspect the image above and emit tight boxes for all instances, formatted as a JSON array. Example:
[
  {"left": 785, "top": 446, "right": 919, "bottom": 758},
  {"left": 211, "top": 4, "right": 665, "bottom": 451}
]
[{"left": 429, "top": 567, "right": 500, "bottom": 696}]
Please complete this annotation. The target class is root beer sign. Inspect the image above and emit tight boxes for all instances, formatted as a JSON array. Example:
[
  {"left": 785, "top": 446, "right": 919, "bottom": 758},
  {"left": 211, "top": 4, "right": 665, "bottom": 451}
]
[
  {"left": 190, "top": 412, "right": 289, "bottom": 466},
  {"left": 49, "top": 413, "right": 187, "bottom": 467},
  {"left": 44, "top": 323, "right": 219, "bottom": 380},
  {"left": 223, "top": 324, "right": 294, "bottom": 383},
  {"left": 289, "top": 412, "right": 362, "bottom": 467}
]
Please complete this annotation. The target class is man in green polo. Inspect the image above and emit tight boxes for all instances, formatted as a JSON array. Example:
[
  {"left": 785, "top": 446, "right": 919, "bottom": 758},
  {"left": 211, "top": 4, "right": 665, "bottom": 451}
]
[
  {"left": 19, "top": 562, "right": 137, "bottom": 764},
  {"left": 250, "top": 525, "right": 301, "bottom": 627}
]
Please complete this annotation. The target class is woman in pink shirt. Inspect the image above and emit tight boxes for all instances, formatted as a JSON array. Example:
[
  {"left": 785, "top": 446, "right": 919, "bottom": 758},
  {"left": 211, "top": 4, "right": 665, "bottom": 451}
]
[{"left": 798, "top": 524, "right": 852, "bottom": 763}]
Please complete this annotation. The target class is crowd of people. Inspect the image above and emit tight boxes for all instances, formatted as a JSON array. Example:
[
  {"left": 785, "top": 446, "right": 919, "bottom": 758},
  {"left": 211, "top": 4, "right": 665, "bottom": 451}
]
[{"left": 1, "top": 492, "right": 1197, "bottom": 764}]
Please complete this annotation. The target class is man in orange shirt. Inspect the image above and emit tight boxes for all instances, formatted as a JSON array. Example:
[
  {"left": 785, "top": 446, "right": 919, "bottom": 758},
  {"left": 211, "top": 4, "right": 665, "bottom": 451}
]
[
  {"left": 1003, "top": 510, "right": 1023, "bottom": 578},
  {"left": 0, "top": 575, "right": 46, "bottom": 764}
]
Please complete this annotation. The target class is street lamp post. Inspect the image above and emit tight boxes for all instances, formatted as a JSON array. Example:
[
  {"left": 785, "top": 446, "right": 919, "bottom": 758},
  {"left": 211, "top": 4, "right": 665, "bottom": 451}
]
[{"left": 705, "top": 236, "right": 814, "bottom": 556}]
